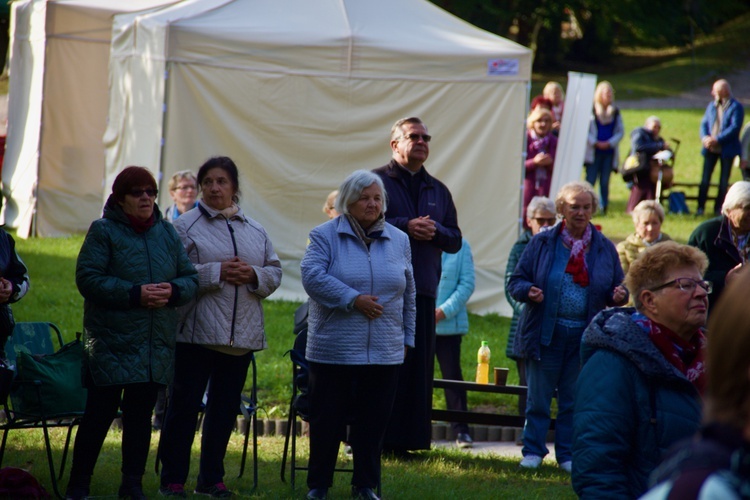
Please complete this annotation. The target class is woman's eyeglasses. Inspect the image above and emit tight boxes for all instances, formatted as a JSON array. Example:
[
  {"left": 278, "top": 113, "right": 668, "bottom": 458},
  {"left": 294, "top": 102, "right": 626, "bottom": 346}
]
[
  {"left": 128, "top": 189, "right": 158, "bottom": 198},
  {"left": 174, "top": 185, "right": 197, "bottom": 191},
  {"left": 649, "top": 278, "right": 712, "bottom": 294}
]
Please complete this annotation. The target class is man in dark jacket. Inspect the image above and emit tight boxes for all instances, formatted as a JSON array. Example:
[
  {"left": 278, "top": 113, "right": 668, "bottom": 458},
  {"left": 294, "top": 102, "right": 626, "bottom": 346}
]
[{"left": 373, "top": 116, "right": 462, "bottom": 453}]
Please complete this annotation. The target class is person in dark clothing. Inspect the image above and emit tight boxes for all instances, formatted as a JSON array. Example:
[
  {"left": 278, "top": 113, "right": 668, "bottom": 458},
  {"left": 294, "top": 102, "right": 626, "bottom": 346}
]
[
  {"left": 626, "top": 116, "right": 673, "bottom": 213},
  {"left": 373, "top": 116, "right": 462, "bottom": 454},
  {"left": 688, "top": 180, "right": 750, "bottom": 312},
  {"left": 0, "top": 228, "right": 29, "bottom": 364},
  {"left": 66, "top": 166, "right": 198, "bottom": 500}
]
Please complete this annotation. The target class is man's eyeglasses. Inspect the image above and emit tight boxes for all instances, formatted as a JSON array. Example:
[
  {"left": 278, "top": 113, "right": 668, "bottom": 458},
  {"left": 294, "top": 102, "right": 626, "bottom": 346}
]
[
  {"left": 128, "top": 189, "right": 158, "bottom": 198},
  {"left": 649, "top": 277, "right": 712, "bottom": 294},
  {"left": 532, "top": 217, "right": 556, "bottom": 225},
  {"left": 400, "top": 133, "right": 432, "bottom": 143}
]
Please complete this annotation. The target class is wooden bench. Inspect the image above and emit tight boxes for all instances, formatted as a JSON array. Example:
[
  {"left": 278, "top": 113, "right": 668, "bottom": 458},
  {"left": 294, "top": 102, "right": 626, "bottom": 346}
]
[{"left": 432, "top": 379, "right": 555, "bottom": 429}]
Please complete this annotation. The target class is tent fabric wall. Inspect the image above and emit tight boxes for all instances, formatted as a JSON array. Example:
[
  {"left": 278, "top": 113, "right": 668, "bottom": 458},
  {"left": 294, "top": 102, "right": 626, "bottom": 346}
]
[
  {"left": 105, "top": 0, "right": 531, "bottom": 315},
  {"left": 2, "top": 0, "right": 176, "bottom": 237}
]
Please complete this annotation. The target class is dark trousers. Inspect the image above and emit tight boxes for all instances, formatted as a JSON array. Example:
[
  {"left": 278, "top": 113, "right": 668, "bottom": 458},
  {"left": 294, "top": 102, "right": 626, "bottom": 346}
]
[
  {"left": 68, "top": 377, "right": 160, "bottom": 482},
  {"left": 159, "top": 343, "right": 252, "bottom": 487},
  {"left": 434, "top": 335, "right": 469, "bottom": 435},
  {"left": 698, "top": 152, "right": 734, "bottom": 214},
  {"left": 383, "top": 295, "right": 436, "bottom": 451},
  {"left": 307, "top": 362, "right": 398, "bottom": 490}
]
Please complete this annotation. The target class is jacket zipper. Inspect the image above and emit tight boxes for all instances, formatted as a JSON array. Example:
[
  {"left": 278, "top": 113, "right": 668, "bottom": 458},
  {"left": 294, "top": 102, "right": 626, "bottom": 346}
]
[{"left": 226, "top": 216, "right": 239, "bottom": 347}]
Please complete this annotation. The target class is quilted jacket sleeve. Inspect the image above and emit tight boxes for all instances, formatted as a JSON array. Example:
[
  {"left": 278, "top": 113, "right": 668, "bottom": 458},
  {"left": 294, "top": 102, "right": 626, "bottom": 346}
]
[
  {"left": 247, "top": 227, "right": 282, "bottom": 299},
  {"left": 77, "top": 220, "right": 138, "bottom": 309},
  {"left": 402, "top": 237, "right": 416, "bottom": 348},
  {"left": 301, "top": 225, "right": 360, "bottom": 310}
]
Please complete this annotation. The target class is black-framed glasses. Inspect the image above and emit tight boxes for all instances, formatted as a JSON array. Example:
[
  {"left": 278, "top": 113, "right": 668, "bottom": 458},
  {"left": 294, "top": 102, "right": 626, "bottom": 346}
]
[
  {"left": 128, "top": 188, "right": 158, "bottom": 198},
  {"left": 649, "top": 277, "right": 712, "bottom": 294},
  {"left": 400, "top": 133, "right": 432, "bottom": 143}
]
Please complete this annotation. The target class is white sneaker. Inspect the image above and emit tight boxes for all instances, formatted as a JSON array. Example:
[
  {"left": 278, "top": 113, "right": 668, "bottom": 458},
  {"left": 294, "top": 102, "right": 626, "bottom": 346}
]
[
  {"left": 519, "top": 454, "right": 543, "bottom": 469},
  {"left": 559, "top": 461, "right": 572, "bottom": 473}
]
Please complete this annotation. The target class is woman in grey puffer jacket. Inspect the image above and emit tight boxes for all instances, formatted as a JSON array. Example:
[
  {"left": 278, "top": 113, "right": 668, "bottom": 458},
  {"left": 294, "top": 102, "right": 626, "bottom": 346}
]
[{"left": 158, "top": 157, "right": 281, "bottom": 497}]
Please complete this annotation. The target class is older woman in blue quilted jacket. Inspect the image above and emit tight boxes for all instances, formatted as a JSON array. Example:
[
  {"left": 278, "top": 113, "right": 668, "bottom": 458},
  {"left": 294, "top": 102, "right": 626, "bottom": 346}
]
[{"left": 301, "top": 170, "right": 416, "bottom": 500}]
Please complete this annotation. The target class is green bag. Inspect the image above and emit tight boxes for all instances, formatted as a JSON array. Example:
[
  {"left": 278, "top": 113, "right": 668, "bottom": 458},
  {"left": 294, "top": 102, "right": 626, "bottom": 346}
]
[{"left": 10, "top": 339, "right": 87, "bottom": 416}]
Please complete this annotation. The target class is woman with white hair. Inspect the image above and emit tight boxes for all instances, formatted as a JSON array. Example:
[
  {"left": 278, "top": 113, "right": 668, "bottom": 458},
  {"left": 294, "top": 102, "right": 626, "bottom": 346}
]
[
  {"left": 617, "top": 200, "right": 672, "bottom": 274},
  {"left": 584, "top": 81, "right": 624, "bottom": 214},
  {"left": 301, "top": 170, "right": 416, "bottom": 500},
  {"left": 508, "top": 181, "right": 628, "bottom": 473},
  {"left": 688, "top": 180, "right": 750, "bottom": 311},
  {"left": 626, "top": 116, "right": 672, "bottom": 213}
]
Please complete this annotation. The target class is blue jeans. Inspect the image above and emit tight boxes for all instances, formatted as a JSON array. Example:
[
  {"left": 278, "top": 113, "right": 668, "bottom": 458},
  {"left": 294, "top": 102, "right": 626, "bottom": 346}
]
[
  {"left": 585, "top": 151, "right": 614, "bottom": 210},
  {"left": 522, "top": 322, "right": 583, "bottom": 463}
]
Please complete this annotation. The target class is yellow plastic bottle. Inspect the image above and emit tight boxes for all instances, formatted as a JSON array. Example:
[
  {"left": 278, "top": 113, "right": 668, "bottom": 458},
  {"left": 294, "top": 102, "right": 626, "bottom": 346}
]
[{"left": 475, "top": 340, "right": 490, "bottom": 384}]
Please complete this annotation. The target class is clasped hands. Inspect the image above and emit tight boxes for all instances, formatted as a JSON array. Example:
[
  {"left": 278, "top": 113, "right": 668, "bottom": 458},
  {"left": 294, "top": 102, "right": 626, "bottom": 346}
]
[
  {"left": 141, "top": 282, "right": 172, "bottom": 308},
  {"left": 0, "top": 278, "right": 13, "bottom": 304},
  {"left": 408, "top": 215, "right": 436, "bottom": 241},
  {"left": 220, "top": 256, "right": 257, "bottom": 286}
]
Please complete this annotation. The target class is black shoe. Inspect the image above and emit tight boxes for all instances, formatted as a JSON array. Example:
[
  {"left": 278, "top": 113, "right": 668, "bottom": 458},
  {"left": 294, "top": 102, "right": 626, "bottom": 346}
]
[
  {"left": 456, "top": 432, "right": 473, "bottom": 449},
  {"left": 695, "top": 208, "right": 705, "bottom": 217},
  {"left": 118, "top": 485, "right": 147, "bottom": 500},
  {"left": 306, "top": 488, "right": 328, "bottom": 500},
  {"left": 352, "top": 486, "right": 380, "bottom": 500}
]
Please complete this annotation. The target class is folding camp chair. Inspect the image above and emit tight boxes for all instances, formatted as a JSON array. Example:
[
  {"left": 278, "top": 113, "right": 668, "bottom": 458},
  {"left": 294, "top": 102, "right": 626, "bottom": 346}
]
[{"left": 0, "top": 322, "right": 86, "bottom": 499}]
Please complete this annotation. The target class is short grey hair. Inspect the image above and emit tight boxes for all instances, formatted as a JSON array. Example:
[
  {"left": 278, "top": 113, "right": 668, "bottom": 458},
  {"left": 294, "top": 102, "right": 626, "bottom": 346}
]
[
  {"left": 555, "top": 181, "right": 598, "bottom": 214},
  {"left": 335, "top": 170, "right": 388, "bottom": 216},
  {"left": 631, "top": 200, "right": 665, "bottom": 224},
  {"left": 390, "top": 117, "right": 425, "bottom": 141},
  {"left": 526, "top": 196, "right": 555, "bottom": 217},
  {"left": 645, "top": 115, "right": 661, "bottom": 129},
  {"left": 722, "top": 181, "right": 750, "bottom": 216}
]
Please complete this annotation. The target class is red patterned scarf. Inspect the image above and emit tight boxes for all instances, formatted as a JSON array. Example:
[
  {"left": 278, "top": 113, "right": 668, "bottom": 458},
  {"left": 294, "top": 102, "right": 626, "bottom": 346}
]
[
  {"left": 560, "top": 220, "right": 592, "bottom": 287},
  {"left": 634, "top": 313, "right": 707, "bottom": 395}
]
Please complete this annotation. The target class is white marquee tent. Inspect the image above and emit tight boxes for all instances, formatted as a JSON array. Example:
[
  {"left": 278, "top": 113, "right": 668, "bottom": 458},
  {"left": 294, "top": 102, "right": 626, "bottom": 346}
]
[
  {"left": 104, "top": 0, "right": 532, "bottom": 314},
  {"left": 3, "top": 0, "right": 177, "bottom": 237},
  {"left": 5, "top": 0, "right": 531, "bottom": 314}
]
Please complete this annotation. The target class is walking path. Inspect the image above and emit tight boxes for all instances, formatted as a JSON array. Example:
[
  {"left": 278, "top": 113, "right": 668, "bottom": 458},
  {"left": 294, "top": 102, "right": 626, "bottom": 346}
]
[{"left": 618, "top": 65, "right": 750, "bottom": 109}]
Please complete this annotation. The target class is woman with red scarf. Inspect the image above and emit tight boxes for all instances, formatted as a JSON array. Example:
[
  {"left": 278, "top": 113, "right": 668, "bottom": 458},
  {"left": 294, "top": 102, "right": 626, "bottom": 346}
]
[
  {"left": 508, "top": 181, "right": 628, "bottom": 473},
  {"left": 572, "top": 241, "right": 708, "bottom": 499}
]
